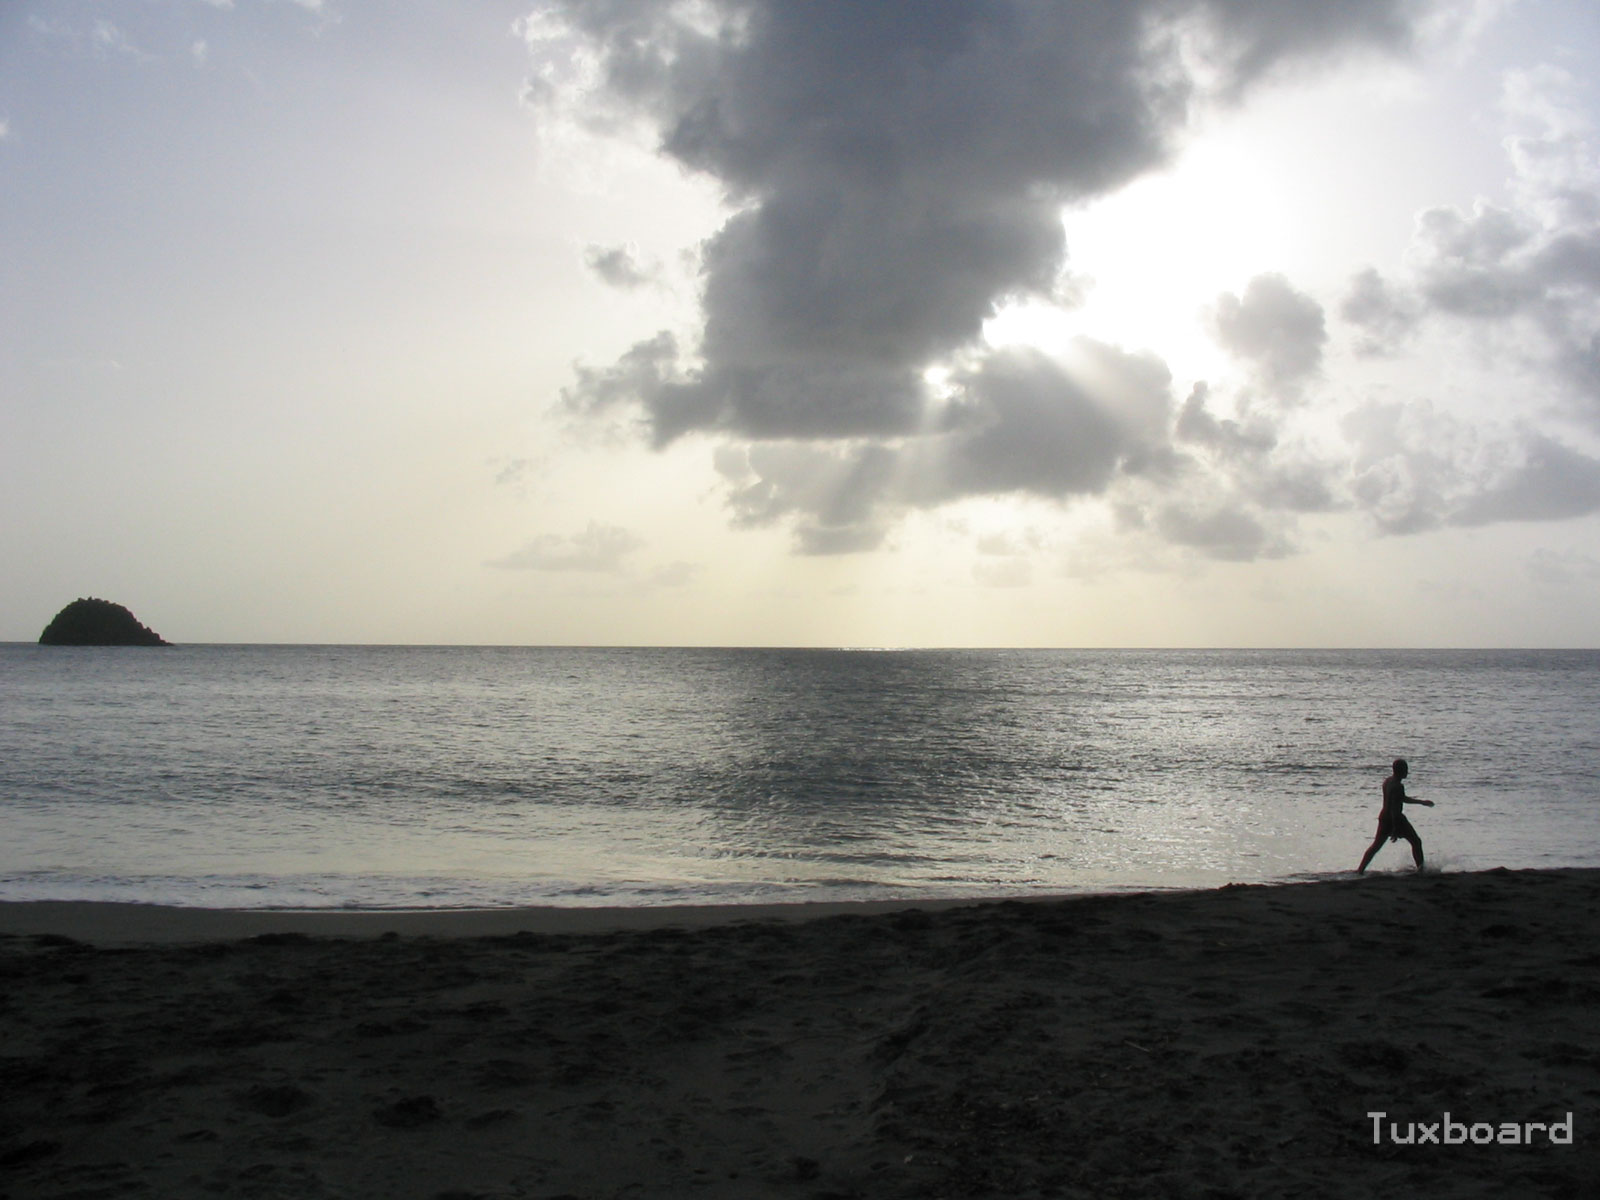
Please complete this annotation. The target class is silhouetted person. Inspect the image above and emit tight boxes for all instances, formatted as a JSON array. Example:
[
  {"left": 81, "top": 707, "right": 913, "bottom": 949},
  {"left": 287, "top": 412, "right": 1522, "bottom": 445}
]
[{"left": 1358, "top": 758, "right": 1433, "bottom": 873}]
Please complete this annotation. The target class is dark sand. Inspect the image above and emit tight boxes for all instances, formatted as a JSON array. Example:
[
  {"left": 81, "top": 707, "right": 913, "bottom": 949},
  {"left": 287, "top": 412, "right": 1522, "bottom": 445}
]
[{"left": 2, "top": 868, "right": 1596, "bottom": 1198}]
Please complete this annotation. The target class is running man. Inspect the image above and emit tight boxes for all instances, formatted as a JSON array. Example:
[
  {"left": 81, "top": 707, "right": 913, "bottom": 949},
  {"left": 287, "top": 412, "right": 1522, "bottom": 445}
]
[{"left": 1357, "top": 758, "right": 1434, "bottom": 873}]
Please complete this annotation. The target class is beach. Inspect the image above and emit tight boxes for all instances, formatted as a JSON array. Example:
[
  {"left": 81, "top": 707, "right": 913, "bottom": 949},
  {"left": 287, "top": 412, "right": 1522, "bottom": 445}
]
[{"left": 2, "top": 869, "right": 1596, "bottom": 1199}]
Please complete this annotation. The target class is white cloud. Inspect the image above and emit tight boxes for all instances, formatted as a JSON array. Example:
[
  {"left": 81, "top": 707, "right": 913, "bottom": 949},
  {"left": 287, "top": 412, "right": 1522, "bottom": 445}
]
[
  {"left": 1208, "top": 273, "right": 1327, "bottom": 400},
  {"left": 1344, "top": 403, "right": 1600, "bottom": 534},
  {"left": 1341, "top": 267, "right": 1422, "bottom": 356},
  {"left": 1344, "top": 66, "right": 1600, "bottom": 426}
]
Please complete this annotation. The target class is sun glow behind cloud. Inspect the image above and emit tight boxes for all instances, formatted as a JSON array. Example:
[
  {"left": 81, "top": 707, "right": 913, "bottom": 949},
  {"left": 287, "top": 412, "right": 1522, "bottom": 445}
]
[{"left": 987, "top": 136, "right": 1294, "bottom": 392}]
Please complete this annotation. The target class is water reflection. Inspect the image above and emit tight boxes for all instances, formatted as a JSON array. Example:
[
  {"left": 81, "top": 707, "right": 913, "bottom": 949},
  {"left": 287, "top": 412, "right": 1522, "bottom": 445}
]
[{"left": 3, "top": 645, "right": 1599, "bottom": 906}]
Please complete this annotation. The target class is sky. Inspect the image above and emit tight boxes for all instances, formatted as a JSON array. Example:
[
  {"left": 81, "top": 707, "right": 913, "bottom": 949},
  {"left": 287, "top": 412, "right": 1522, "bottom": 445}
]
[{"left": 4, "top": 0, "right": 1600, "bottom": 647}]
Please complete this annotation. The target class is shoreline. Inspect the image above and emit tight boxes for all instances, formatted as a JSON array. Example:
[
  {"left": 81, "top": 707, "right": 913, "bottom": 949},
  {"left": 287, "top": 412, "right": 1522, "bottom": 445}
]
[
  {"left": 0, "top": 892, "right": 1013, "bottom": 944},
  {"left": 5, "top": 866, "right": 1596, "bottom": 1197},
  {"left": 0, "top": 867, "right": 1570, "bottom": 944},
  {"left": 0, "top": 871, "right": 1369, "bottom": 945}
]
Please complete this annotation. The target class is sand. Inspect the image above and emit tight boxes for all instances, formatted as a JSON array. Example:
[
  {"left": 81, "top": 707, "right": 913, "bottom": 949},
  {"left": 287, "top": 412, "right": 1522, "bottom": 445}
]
[{"left": 2, "top": 868, "right": 1596, "bottom": 1199}]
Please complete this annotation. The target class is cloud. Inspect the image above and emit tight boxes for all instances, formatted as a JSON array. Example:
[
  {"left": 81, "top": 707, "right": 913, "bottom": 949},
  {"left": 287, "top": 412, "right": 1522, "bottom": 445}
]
[
  {"left": 1174, "top": 382, "right": 1276, "bottom": 456},
  {"left": 708, "top": 334, "right": 1371, "bottom": 560},
  {"left": 491, "top": 456, "right": 539, "bottom": 487},
  {"left": 583, "top": 244, "right": 659, "bottom": 290},
  {"left": 1174, "top": 382, "right": 1342, "bottom": 514},
  {"left": 1174, "top": 0, "right": 1424, "bottom": 93},
  {"left": 563, "top": 330, "right": 681, "bottom": 418},
  {"left": 715, "top": 440, "right": 899, "bottom": 554},
  {"left": 1412, "top": 200, "right": 1543, "bottom": 317},
  {"left": 1342, "top": 67, "right": 1600, "bottom": 424},
  {"left": 528, "top": 0, "right": 1421, "bottom": 446},
  {"left": 708, "top": 339, "right": 1179, "bottom": 553},
  {"left": 1344, "top": 402, "right": 1600, "bottom": 534},
  {"left": 929, "top": 343, "right": 1176, "bottom": 500},
  {"left": 1208, "top": 273, "right": 1327, "bottom": 399},
  {"left": 487, "top": 521, "right": 643, "bottom": 571},
  {"left": 1153, "top": 502, "right": 1291, "bottom": 561},
  {"left": 530, "top": 0, "right": 1577, "bottom": 564},
  {"left": 489, "top": 455, "right": 550, "bottom": 498},
  {"left": 1450, "top": 435, "right": 1600, "bottom": 526},
  {"left": 1340, "top": 266, "right": 1421, "bottom": 356}
]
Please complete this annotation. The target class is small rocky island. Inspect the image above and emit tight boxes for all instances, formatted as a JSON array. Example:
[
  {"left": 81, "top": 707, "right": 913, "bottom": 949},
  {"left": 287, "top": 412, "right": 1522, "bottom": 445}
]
[{"left": 39, "top": 598, "right": 170, "bottom": 646}]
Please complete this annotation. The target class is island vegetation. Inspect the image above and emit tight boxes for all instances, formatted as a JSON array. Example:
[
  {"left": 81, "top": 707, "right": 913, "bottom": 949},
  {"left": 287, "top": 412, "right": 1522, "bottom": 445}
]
[{"left": 38, "top": 598, "right": 170, "bottom": 646}]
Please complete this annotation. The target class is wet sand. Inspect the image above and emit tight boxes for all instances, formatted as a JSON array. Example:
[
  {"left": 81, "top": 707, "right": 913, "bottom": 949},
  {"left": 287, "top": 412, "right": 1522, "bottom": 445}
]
[{"left": 3, "top": 868, "right": 1596, "bottom": 1198}]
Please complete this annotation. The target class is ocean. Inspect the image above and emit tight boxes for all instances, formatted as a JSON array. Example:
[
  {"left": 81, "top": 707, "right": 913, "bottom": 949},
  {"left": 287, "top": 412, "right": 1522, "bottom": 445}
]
[{"left": 2, "top": 644, "right": 1597, "bottom": 909}]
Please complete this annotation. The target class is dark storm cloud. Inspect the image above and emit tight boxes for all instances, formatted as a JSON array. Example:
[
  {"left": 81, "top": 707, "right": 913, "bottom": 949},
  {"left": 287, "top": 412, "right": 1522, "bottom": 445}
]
[
  {"left": 718, "top": 440, "right": 900, "bottom": 554},
  {"left": 531, "top": 0, "right": 1422, "bottom": 446},
  {"left": 1208, "top": 273, "right": 1327, "bottom": 398},
  {"left": 928, "top": 343, "right": 1176, "bottom": 500},
  {"left": 1182, "top": 0, "right": 1421, "bottom": 92},
  {"left": 711, "top": 339, "right": 1178, "bottom": 554}
]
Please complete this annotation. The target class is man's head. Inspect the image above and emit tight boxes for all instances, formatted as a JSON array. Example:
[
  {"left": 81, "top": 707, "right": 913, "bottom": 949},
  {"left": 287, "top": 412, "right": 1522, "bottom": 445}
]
[{"left": 1393, "top": 758, "right": 1409, "bottom": 777}]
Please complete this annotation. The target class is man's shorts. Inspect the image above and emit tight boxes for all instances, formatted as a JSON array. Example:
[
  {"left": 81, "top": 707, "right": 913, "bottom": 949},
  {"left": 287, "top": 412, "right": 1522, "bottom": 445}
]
[{"left": 1378, "top": 812, "right": 1418, "bottom": 843}]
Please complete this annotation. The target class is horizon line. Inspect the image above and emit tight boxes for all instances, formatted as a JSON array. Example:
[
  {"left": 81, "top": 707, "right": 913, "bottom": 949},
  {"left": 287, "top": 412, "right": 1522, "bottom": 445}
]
[{"left": 6, "top": 641, "right": 1599, "bottom": 653}]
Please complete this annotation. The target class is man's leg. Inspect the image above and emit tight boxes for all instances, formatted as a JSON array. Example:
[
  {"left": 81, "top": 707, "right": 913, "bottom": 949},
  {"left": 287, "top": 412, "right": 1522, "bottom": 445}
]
[
  {"left": 1406, "top": 831, "right": 1425, "bottom": 871},
  {"left": 1358, "top": 834, "right": 1385, "bottom": 874}
]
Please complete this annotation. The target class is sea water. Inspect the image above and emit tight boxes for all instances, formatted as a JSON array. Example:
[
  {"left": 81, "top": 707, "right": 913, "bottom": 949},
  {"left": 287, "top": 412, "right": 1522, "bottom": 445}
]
[{"left": 1, "top": 644, "right": 1597, "bottom": 908}]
